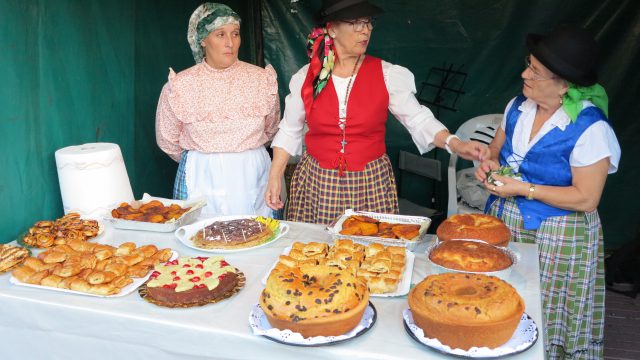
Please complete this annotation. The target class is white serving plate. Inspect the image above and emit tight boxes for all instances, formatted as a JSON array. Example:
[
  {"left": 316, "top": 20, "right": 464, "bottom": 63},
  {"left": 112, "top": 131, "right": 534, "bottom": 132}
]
[
  {"left": 174, "top": 216, "right": 289, "bottom": 253},
  {"left": 103, "top": 193, "right": 206, "bottom": 233},
  {"left": 425, "top": 238, "right": 520, "bottom": 281},
  {"left": 9, "top": 251, "right": 178, "bottom": 298},
  {"left": 403, "top": 309, "right": 538, "bottom": 358},
  {"left": 249, "top": 302, "right": 377, "bottom": 346},
  {"left": 261, "top": 245, "right": 414, "bottom": 297},
  {"left": 326, "top": 209, "right": 431, "bottom": 251}
]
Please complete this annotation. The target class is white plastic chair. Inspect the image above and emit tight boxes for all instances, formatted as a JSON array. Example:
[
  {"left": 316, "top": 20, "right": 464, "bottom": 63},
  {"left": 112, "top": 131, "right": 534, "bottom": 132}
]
[{"left": 446, "top": 114, "right": 502, "bottom": 216}]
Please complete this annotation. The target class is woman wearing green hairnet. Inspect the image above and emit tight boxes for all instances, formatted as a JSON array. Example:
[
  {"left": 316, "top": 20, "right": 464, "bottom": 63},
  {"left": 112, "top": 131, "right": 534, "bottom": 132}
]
[
  {"left": 476, "top": 25, "right": 621, "bottom": 359},
  {"left": 156, "top": 3, "right": 280, "bottom": 217}
]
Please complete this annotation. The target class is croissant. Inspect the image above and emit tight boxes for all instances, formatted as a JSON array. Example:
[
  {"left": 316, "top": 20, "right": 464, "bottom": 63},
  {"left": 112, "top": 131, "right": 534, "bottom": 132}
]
[
  {"left": 151, "top": 248, "right": 173, "bottom": 262},
  {"left": 118, "top": 252, "right": 144, "bottom": 266},
  {"left": 111, "top": 275, "right": 133, "bottom": 288},
  {"left": 41, "top": 274, "right": 64, "bottom": 287},
  {"left": 69, "top": 278, "right": 92, "bottom": 292},
  {"left": 126, "top": 264, "right": 149, "bottom": 278},
  {"left": 94, "top": 248, "right": 115, "bottom": 261},
  {"left": 53, "top": 263, "right": 83, "bottom": 277},
  {"left": 137, "top": 245, "right": 158, "bottom": 258},
  {"left": 38, "top": 250, "right": 68, "bottom": 264},
  {"left": 87, "top": 283, "right": 119, "bottom": 296},
  {"left": 12, "top": 266, "right": 36, "bottom": 283},
  {"left": 104, "top": 263, "right": 128, "bottom": 276},
  {"left": 87, "top": 270, "right": 117, "bottom": 285},
  {"left": 115, "top": 242, "right": 136, "bottom": 256}
]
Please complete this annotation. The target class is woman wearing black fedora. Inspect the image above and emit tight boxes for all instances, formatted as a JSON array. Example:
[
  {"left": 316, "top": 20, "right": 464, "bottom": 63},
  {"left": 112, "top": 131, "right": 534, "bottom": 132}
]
[
  {"left": 264, "top": 0, "right": 488, "bottom": 224},
  {"left": 476, "top": 25, "right": 621, "bottom": 359}
]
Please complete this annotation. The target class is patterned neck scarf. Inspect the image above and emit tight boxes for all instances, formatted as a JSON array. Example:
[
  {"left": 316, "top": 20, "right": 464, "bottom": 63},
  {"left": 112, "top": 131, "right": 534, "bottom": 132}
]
[
  {"left": 301, "top": 26, "right": 335, "bottom": 115},
  {"left": 562, "top": 83, "right": 609, "bottom": 122},
  {"left": 187, "top": 3, "right": 241, "bottom": 64}
]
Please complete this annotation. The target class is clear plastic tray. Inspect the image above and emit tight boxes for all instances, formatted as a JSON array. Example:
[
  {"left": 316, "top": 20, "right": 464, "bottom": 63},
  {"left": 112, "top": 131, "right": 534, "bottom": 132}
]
[
  {"left": 103, "top": 193, "right": 205, "bottom": 233},
  {"left": 326, "top": 209, "right": 431, "bottom": 251}
]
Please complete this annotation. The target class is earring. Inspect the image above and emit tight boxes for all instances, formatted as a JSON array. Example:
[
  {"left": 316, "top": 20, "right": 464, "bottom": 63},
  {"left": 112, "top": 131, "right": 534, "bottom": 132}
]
[
  {"left": 329, "top": 32, "right": 336, "bottom": 38},
  {"left": 559, "top": 95, "right": 563, "bottom": 105}
]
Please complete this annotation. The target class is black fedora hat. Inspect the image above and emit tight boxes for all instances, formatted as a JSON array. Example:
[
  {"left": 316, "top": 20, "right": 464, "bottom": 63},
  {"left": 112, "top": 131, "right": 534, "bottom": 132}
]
[
  {"left": 526, "top": 25, "right": 599, "bottom": 86},
  {"left": 313, "top": 0, "right": 384, "bottom": 24}
]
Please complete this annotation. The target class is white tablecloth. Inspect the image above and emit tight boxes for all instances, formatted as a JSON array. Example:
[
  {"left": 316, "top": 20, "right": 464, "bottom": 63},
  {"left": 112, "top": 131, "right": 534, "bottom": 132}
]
[{"left": 0, "top": 222, "right": 545, "bottom": 359}]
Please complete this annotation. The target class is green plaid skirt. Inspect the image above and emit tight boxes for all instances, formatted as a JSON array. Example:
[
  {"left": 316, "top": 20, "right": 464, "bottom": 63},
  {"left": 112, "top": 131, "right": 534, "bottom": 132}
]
[
  {"left": 488, "top": 198, "right": 604, "bottom": 360},
  {"left": 286, "top": 152, "right": 399, "bottom": 225}
]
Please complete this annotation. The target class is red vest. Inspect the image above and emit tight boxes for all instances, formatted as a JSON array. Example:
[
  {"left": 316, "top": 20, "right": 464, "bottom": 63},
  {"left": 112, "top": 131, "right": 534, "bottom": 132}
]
[{"left": 304, "top": 56, "right": 389, "bottom": 171}]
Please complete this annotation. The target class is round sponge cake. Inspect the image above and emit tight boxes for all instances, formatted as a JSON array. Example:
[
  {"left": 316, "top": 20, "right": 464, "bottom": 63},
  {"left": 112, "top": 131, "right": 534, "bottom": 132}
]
[
  {"left": 429, "top": 240, "right": 512, "bottom": 272},
  {"left": 409, "top": 273, "right": 524, "bottom": 350},
  {"left": 437, "top": 214, "right": 510, "bottom": 247},
  {"left": 260, "top": 265, "right": 369, "bottom": 337}
]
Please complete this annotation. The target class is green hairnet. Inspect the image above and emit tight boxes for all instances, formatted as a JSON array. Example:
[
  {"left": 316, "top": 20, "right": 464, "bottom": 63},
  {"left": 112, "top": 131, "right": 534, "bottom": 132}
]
[{"left": 187, "top": 3, "right": 241, "bottom": 63}]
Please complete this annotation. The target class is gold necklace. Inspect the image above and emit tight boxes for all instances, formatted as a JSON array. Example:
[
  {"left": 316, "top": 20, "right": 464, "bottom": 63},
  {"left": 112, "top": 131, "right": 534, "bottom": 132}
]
[{"left": 338, "top": 55, "right": 361, "bottom": 155}]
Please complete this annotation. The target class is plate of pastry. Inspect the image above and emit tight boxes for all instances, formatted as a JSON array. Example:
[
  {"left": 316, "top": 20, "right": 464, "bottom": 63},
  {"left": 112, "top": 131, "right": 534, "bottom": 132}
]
[
  {"left": 174, "top": 215, "right": 289, "bottom": 253},
  {"left": 18, "top": 213, "right": 104, "bottom": 249},
  {"left": 104, "top": 194, "right": 206, "bottom": 233},
  {"left": 326, "top": 209, "right": 431, "bottom": 251},
  {"left": 9, "top": 241, "right": 176, "bottom": 297},
  {"left": 261, "top": 239, "right": 414, "bottom": 297}
]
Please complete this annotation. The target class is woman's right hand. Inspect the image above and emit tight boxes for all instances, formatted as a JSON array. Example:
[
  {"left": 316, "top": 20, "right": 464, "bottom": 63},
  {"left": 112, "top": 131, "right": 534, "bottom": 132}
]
[
  {"left": 475, "top": 159, "right": 500, "bottom": 182},
  {"left": 265, "top": 175, "right": 284, "bottom": 210}
]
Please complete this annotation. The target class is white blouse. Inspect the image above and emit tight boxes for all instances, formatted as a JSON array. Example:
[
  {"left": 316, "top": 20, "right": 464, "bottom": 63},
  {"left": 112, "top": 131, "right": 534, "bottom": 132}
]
[
  {"left": 271, "top": 60, "right": 447, "bottom": 156},
  {"left": 500, "top": 97, "right": 621, "bottom": 174}
]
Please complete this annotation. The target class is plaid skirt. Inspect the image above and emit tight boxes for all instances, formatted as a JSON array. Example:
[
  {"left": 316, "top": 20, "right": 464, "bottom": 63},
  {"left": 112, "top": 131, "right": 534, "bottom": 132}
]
[
  {"left": 488, "top": 198, "right": 604, "bottom": 360},
  {"left": 286, "top": 152, "right": 399, "bottom": 225}
]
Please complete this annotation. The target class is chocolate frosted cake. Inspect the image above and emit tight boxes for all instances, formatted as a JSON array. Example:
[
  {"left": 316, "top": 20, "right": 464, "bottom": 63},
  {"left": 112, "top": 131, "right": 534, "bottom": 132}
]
[{"left": 191, "top": 218, "right": 274, "bottom": 250}]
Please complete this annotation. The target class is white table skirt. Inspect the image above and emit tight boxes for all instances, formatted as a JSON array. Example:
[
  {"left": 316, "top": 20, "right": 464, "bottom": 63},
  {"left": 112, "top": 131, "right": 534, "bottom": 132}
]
[{"left": 0, "top": 221, "right": 545, "bottom": 359}]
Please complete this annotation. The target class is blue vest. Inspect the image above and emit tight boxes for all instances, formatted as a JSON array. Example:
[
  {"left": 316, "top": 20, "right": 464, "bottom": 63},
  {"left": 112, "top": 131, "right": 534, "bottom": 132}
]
[{"left": 486, "top": 95, "right": 606, "bottom": 230}]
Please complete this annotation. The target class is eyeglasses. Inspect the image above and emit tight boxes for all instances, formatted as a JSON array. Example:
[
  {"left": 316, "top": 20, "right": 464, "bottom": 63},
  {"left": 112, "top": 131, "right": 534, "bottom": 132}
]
[
  {"left": 524, "top": 56, "right": 557, "bottom": 81},
  {"left": 342, "top": 18, "right": 375, "bottom": 32}
]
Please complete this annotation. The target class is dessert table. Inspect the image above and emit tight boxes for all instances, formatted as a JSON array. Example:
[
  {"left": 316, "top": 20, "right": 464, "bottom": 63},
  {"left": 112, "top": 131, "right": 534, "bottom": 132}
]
[{"left": 0, "top": 221, "right": 545, "bottom": 359}]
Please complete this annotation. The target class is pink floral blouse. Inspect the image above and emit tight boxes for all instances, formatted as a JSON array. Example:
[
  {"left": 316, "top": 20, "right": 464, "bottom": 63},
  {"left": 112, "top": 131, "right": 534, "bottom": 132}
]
[{"left": 155, "top": 60, "right": 280, "bottom": 162}]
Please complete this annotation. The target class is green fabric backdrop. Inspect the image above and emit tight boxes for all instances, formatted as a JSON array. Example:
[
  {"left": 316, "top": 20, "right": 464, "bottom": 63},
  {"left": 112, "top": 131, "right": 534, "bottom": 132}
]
[{"left": 1, "top": 0, "right": 637, "bottom": 249}]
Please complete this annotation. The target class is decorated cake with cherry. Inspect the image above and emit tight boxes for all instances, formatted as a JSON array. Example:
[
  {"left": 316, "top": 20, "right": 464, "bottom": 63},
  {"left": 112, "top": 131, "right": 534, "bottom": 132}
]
[{"left": 146, "top": 256, "right": 239, "bottom": 305}]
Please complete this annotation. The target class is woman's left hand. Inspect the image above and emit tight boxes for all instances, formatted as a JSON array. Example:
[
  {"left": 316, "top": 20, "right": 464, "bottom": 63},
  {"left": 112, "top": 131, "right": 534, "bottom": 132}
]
[
  {"left": 484, "top": 174, "right": 528, "bottom": 198},
  {"left": 453, "top": 140, "right": 490, "bottom": 162}
]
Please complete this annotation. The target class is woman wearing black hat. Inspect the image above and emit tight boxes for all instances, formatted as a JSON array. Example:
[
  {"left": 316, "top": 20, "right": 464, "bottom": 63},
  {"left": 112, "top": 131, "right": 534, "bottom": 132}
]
[
  {"left": 264, "top": 0, "right": 488, "bottom": 224},
  {"left": 476, "top": 25, "right": 621, "bottom": 359}
]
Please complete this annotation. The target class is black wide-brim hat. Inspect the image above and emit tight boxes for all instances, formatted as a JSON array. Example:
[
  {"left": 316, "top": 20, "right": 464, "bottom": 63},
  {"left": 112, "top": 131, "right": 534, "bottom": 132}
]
[
  {"left": 526, "top": 25, "right": 599, "bottom": 86},
  {"left": 313, "top": 0, "right": 384, "bottom": 24}
]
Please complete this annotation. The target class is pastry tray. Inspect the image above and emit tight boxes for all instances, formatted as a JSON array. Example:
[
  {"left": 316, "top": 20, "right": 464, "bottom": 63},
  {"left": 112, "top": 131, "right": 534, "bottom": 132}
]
[
  {"left": 103, "top": 193, "right": 205, "bottom": 233},
  {"left": 9, "top": 251, "right": 179, "bottom": 298},
  {"left": 261, "top": 245, "right": 415, "bottom": 297},
  {"left": 326, "top": 209, "right": 431, "bottom": 251}
]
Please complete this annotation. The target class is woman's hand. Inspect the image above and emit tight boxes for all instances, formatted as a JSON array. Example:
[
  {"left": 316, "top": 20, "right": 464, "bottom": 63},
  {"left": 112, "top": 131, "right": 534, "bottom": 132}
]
[
  {"left": 264, "top": 147, "right": 291, "bottom": 210},
  {"left": 484, "top": 174, "right": 528, "bottom": 198},
  {"left": 475, "top": 159, "right": 500, "bottom": 182},
  {"left": 451, "top": 139, "right": 490, "bottom": 162},
  {"left": 265, "top": 175, "right": 284, "bottom": 210}
]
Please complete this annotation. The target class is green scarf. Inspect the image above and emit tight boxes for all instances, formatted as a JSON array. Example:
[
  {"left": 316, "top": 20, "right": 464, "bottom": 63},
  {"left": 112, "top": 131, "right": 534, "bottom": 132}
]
[{"left": 562, "top": 83, "right": 609, "bottom": 122}]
